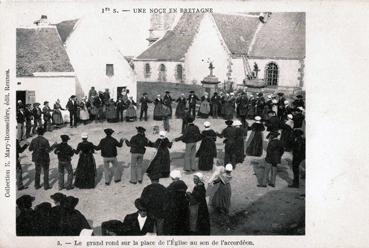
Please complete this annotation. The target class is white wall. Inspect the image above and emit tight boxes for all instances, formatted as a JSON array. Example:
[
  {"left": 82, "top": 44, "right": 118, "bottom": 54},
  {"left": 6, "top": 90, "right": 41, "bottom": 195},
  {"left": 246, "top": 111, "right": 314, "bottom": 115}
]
[
  {"left": 16, "top": 76, "right": 76, "bottom": 107},
  {"left": 65, "top": 17, "right": 137, "bottom": 100},
  {"left": 232, "top": 57, "right": 303, "bottom": 88},
  {"left": 134, "top": 61, "right": 185, "bottom": 83},
  {"left": 184, "top": 14, "right": 230, "bottom": 84}
]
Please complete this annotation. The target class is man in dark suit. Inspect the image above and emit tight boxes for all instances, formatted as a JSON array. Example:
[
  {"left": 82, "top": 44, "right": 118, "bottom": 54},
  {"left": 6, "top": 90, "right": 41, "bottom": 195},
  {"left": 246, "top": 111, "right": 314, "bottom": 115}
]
[
  {"left": 32, "top": 103, "right": 42, "bottom": 134},
  {"left": 66, "top": 95, "right": 78, "bottom": 127},
  {"left": 94, "top": 128, "right": 124, "bottom": 185},
  {"left": 139, "top": 93, "right": 152, "bottom": 121},
  {"left": 122, "top": 198, "right": 155, "bottom": 235},
  {"left": 24, "top": 104, "right": 33, "bottom": 138},
  {"left": 174, "top": 117, "right": 202, "bottom": 171},
  {"left": 217, "top": 120, "right": 236, "bottom": 165},
  {"left": 188, "top": 91, "right": 200, "bottom": 117},
  {"left": 289, "top": 129, "right": 305, "bottom": 188},
  {"left": 17, "top": 106, "right": 25, "bottom": 140},
  {"left": 29, "top": 127, "right": 57, "bottom": 190},
  {"left": 54, "top": 135, "right": 75, "bottom": 190},
  {"left": 258, "top": 131, "right": 284, "bottom": 188},
  {"left": 49, "top": 193, "right": 66, "bottom": 235},
  {"left": 236, "top": 93, "right": 248, "bottom": 128}
]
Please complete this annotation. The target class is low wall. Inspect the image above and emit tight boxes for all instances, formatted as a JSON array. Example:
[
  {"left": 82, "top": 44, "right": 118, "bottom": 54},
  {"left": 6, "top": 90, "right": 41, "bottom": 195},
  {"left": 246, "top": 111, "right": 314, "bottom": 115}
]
[{"left": 137, "top": 81, "right": 205, "bottom": 99}]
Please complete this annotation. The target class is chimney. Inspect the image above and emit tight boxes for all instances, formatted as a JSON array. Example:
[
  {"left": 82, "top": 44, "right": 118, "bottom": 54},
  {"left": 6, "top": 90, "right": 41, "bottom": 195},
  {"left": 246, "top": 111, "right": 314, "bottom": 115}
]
[
  {"left": 259, "top": 12, "right": 272, "bottom": 24},
  {"left": 34, "top": 15, "right": 49, "bottom": 26}
]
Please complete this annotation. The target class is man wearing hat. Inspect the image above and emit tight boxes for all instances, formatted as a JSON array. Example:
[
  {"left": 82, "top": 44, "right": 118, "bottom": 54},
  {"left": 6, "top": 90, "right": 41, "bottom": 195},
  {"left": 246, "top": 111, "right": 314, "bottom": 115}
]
[
  {"left": 236, "top": 93, "right": 249, "bottom": 128},
  {"left": 29, "top": 127, "right": 57, "bottom": 190},
  {"left": 66, "top": 95, "right": 79, "bottom": 128},
  {"left": 292, "top": 107, "right": 305, "bottom": 129},
  {"left": 94, "top": 128, "right": 124, "bottom": 185},
  {"left": 125, "top": 127, "right": 154, "bottom": 184},
  {"left": 121, "top": 198, "right": 155, "bottom": 235},
  {"left": 16, "top": 105, "right": 25, "bottom": 140},
  {"left": 16, "top": 139, "right": 29, "bottom": 190},
  {"left": 188, "top": 90, "right": 200, "bottom": 117},
  {"left": 42, "top": 101, "right": 52, "bottom": 131},
  {"left": 289, "top": 129, "right": 305, "bottom": 188},
  {"left": 49, "top": 192, "right": 66, "bottom": 235},
  {"left": 54, "top": 135, "right": 75, "bottom": 190},
  {"left": 32, "top": 103, "right": 42, "bottom": 134},
  {"left": 175, "top": 117, "right": 202, "bottom": 171},
  {"left": 293, "top": 94, "right": 305, "bottom": 109},
  {"left": 16, "top": 195, "right": 36, "bottom": 236},
  {"left": 258, "top": 131, "right": 284, "bottom": 188},
  {"left": 210, "top": 92, "right": 221, "bottom": 118},
  {"left": 163, "top": 91, "right": 173, "bottom": 118},
  {"left": 139, "top": 92, "right": 152, "bottom": 121},
  {"left": 217, "top": 120, "right": 236, "bottom": 165},
  {"left": 24, "top": 103, "right": 34, "bottom": 138}
]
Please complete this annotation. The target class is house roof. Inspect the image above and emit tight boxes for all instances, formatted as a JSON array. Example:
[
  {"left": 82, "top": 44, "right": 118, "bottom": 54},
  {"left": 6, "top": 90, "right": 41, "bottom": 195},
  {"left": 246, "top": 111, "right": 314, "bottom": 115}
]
[
  {"left": 212, "top": 13, "right": 260, "bottom": 56},
  {"left": 249, "top": 12, "right": 305, "bottom": 59},
  {"left": 136, "top": 13, "right": 204, "bottom": 61},
  {"left": 55, "top": 19, "right": 78, "bottom": 43},
  {"left": 16, "top": 27, "right": 74, "bottom": 77},
  {"left": 136, "top": 12, "right": 305, "bottom": 61}
]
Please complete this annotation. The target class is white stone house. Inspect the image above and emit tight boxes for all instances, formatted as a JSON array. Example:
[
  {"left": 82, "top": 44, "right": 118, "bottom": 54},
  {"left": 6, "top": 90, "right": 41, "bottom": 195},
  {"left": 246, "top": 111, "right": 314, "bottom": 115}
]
[{"left": 134, "top": 12, "right": 305, "bottom": 92}]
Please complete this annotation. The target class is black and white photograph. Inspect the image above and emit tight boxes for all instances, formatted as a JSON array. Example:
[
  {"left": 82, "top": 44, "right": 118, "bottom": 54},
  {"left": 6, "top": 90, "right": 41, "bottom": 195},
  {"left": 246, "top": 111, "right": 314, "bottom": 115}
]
[
  {"left": 14, "top": 8, "right": 306, "bottom": 236},
  {"left": 2, "top": 1, "right": 369, "bottom": 248}
]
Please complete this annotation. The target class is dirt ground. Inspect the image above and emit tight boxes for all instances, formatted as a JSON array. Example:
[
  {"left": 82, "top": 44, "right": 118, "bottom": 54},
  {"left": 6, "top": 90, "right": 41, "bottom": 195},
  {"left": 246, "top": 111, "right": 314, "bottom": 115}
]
[{"left": 17, "top": 110, "right": 305, "bottom": 235}]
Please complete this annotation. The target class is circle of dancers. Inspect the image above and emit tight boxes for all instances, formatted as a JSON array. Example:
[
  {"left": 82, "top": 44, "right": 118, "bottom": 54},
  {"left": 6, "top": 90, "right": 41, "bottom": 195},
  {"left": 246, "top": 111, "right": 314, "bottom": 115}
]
[{"left": 17, "top": 87, "right": 305, "bottom": 236}]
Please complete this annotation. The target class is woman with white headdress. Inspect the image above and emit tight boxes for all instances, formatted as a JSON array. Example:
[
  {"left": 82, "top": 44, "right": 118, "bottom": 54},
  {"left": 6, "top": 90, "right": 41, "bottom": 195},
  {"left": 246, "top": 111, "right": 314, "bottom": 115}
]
[
  {"left": 246, "top": 116, "right": 265, "bottom": 157},
  {"left": 74, "top": 133, "right": 97, "bottom": 189},
  {"left": 232, "top": 120, "right": 246, "bottom": 166},
  {"left": 153, "top": 94, "right": 164, "bottom": 121},
  {"left": 186, "top": 172, "right": 210, "bottom": 235},
  {"left": 79, "top": 96, "right": 90, "bottom": 124},
  {"left": 280, "top": 114, "right": 294, "bottom": 151},
  {"left": 208, "top": 164, "right": 233, "bottom": 214},
  {"left": 198, "top": 92, "right": 211, "bottom": 118},
  {"left": 196, "top": 121, "right": 217, "bottom": 171},
  {"left": 146, "top": 130, "right": 173, "bottom": 180}
]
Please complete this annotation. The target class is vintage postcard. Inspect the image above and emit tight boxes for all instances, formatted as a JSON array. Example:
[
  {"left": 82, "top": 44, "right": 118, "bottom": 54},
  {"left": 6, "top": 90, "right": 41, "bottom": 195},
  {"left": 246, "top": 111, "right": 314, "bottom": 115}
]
[{"left": 0, "top": 0, "right": 368, "bottom": 248}]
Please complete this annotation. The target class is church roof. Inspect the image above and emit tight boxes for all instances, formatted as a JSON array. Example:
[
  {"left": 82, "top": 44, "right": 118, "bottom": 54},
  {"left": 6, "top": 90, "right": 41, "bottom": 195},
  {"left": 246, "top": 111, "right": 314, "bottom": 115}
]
[
  {"left": 55, "top": 19, "right": 78, "bottom": 43},
  {"left": 136, "top": 13, "right": 204, "bottom": 61},
  {"left": 136, "top": 12, "right": 305, "bottom": 61},
  {"left": 249, "top": 12, "right": 305, "bottom": 59},
  {"left": 16, "top": 27, "right": 74, "bottom": 77}
]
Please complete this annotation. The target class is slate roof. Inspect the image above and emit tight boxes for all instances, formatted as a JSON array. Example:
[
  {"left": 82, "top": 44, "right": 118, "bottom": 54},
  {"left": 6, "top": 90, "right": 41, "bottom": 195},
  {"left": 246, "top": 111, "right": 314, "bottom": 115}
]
[
  {"left": 55, "top": 19, "right": 78, "bottom": 43},
  {"left": 136, "top": 12, "right": 305, "bottom": 61},
  {"left": 136, "top": 13, "right": 204, "bottom": 61},
  {"left": 16, "top": 27, "right": 74, "bottom": 77},
  {"left": 249, "top": 12, "right": 305, "bottom": 59}
]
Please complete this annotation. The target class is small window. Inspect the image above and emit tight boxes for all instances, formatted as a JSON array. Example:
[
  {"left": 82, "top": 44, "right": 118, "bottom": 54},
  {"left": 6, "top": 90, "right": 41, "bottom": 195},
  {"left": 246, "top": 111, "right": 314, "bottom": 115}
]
[
  {"left": 265, "top": 62, "right": 278, "bottom": 86},
  {"left": 158, "top": 64, "right": 167, "bottom": 82},
  {"left": 175, "top": 64, "right": 183, "bottom": 82},
  {"left": 106, "top": 64, "right": 114, "bottom": 77},
  {"left": 144, "top": 63, "right": 151, "bottom": 78}
]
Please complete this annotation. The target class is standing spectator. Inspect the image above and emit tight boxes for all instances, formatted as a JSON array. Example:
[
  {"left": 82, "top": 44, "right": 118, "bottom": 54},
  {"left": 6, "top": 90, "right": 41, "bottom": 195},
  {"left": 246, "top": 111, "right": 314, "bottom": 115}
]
[
  {"left": 94, "top": 128, "right": 124, "bottom": 185},
  {"left": 258, "top": 131, "right": 284, "bottom": 188},
  {"left": 88, "top": 86, "right": 97, "bottom": 101},
  {"left": 163, "top": 91, "right": 173, "bottom": 118},
  {"left": 175, "top": 93, "right": 187, "bottom": 119},
  {"left": 125, "top": 127, "right": 153, "bottom": 184},
  {"left": 49, "top": 193, "right": 66, "bottom": 235},
  {"left": 74, "top": 133, "right": 97, "bottom": 189},
  {"left": 210, "top": 92, "right": 221, "bottom": 118},
  {"left": 52, "top": 99, "right": 64, "bottom": 128},
  {"left": 17, "top": 105, "right": 25, "bottom": 140},
  {"left": 198, "top": 93, "right": 211, "bottom": 118},
  {"left": 125, "top": 97, "right": 137, "bottom": 122},
  {"left": 209, "top": 164, "right": 233, "bottom": 214},
  {"left": 16, "top": 139, "right": 29, "bottom": 190},
  {"left": 106, "top": 99, "right": 117, "bottom": 123},
  {"left": 280, "top": 114, "right": 294, "bottom": 151},
  {"left": 188, "top": 90, "right": 199, "bottom": 117},
  {"left": 42, "top": 101, "right": 52, "bottom": 132},
  {"left": 139, "top": 92, "right": 152, "bottom": 121},
  {"left": 54, "top": 135, "right": 75, "bottom": 190},
  {"left": 116, "top": 98, "right": 125, "bottom": 122},
  {"left": 16, "top": 195, "right": 36, "bottom": 236},
  {"left": 66, "top": 95, "right": 78, "bottom": 128},
  {"left": 186, "top": 173, "right": 210, "bottom": 235},
  {"left": 196, "top": 121, "right": 217, "bottom": 171},
  {"left": 146, "top": 131, "right": 172, "bottom": 181},
  {"left": 232, "top": 120, "right": 246, "bottom": 167},
  {"left": 217, "top": 120, "right": 236, "bottom": 165},
  {"left": 29, "top": 127, "right": 57, "bottom": 190},
  {"left": 162, "top": 104, "right": 171, "bottom": 132},
  {"left": 79, "top": 96, "right": 90, "bottom": 125},
  {"left": 174, "top": 117, "right": 202, "bottom": 172},
  {"left": 33, "top": 202, "right": 53, "bottom": 236},
  {"left": 32, "top": 103, "right": 42, "bottom": 135},
  {"left": 237, "top": 93, "right": 248, "bottom": 128},
  {"left": 289, "top": 129, "right": 305, "bottom": 188},
  {"left": 24, "top": 104, "right": 33, "bottom": 138},
  {"left": 121, "top": 198, "right": 155, "bottom": 235},
  {"left": 153, "top": 95, "right": 164, "bottom": 121},
  {"left": 293, "top": 107, "right": 305, "bottom": 129}
]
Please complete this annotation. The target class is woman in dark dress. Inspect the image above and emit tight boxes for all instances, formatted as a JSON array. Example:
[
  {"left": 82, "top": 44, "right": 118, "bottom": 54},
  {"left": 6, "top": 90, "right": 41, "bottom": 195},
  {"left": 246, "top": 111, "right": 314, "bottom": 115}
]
[
  {"left": 175, "top": 94, "right": 187, "bottom": 119},
  {"left": 146, "top": 131, "right": 173, "bottom": 180},
  {"left": 74, "top": 133, "right": 96, "bottom": 189},
  {"left": 209, "top": 164, "right": 233, "bottom": 214},
  {"left": 52, "top": 99, "right": 64, "bottom": 128},
  {"left": 246, "top": 116, "right": 265, "bottom": 157},
  {"left": 125, "top": 97, "right": 137, "bottom": 122},
  {"left": 153, "top": 95, "right": 164, "bottom": 121},
  {"left": 196, "top": 121, "right": 217, "bottom": 171},
  {"left": 198, "top": 93, "right": 211, "bottom": 118},
  {"left": 223, "top": 94, "right": 235, "bottom": 120},
  {"left": 280, "top": 114, "right": 294, "bottom": 151},
  {"left": 106, "top": 99, "right": 117, "bottom": 123},
  {"left": 187, "top": 173, "right": 210, "bottom": 235},
  {"left": 232, "top": 120, "right": 246, "bottom": 165}
]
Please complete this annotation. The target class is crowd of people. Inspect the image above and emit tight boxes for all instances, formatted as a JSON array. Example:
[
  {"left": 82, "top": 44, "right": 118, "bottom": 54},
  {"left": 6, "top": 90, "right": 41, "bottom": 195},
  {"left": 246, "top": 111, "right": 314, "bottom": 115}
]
[{"left": 16, "top": 86, "right": 306, "bottom": 236}]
